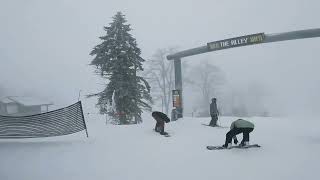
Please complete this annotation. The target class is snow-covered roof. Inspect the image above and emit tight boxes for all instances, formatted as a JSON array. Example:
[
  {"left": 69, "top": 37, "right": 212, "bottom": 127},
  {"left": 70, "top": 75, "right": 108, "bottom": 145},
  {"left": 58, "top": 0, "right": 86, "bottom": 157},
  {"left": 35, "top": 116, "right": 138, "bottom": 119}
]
[
  {"left": 0, "top": 96, "right": 53, "bottom": 106},
  {"left": 0, "top": 97, "right": 15, "bottom": 104}
]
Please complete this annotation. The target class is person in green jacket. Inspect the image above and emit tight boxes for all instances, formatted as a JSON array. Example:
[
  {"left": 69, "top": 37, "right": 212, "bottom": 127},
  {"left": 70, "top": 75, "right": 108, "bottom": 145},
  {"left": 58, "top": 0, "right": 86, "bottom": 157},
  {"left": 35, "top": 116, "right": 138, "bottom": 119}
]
[{"left": 222, "top": 119, "right": 255, "bottom": 148}]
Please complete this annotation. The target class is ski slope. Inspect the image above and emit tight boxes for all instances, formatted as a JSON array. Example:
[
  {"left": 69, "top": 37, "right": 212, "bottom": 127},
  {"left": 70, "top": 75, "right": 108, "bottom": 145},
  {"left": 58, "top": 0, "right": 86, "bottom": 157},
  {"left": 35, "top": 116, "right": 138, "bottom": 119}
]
[{"left": 0, "top": 115, "right": 319, "bottom": 180}]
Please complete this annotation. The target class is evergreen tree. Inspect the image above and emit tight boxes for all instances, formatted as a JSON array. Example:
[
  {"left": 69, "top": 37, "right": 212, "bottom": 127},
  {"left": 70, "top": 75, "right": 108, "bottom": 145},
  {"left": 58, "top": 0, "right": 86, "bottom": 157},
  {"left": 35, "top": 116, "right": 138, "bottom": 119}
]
[{"left": 89, "top": 12, "right": 152, "bottom": 124}]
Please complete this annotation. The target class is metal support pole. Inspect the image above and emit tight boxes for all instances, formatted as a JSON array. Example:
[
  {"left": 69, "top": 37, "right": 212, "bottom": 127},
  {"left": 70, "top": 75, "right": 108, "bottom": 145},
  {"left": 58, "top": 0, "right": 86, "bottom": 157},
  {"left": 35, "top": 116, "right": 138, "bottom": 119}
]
[
  {"left": 79, "top": 101, "right": 89, "bottom": 138},
  {"left": 174, "top": 58, "right": 183, "bottom": 118}
]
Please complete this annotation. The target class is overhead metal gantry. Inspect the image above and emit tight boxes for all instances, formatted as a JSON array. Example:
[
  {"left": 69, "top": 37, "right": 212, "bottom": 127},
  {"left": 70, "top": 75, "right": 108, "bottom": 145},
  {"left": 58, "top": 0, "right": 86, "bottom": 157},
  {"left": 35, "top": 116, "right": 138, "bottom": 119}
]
[{"left": 167, "top": 28, "right": 320, "bottom": 119}]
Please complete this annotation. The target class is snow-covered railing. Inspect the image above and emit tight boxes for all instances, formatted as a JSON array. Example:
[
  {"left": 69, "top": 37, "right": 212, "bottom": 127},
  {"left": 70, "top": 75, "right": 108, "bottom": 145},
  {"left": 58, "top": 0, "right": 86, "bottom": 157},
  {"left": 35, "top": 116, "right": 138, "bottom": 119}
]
[{"left": 0, "top": 101, "right": 88, "bottom": 138}]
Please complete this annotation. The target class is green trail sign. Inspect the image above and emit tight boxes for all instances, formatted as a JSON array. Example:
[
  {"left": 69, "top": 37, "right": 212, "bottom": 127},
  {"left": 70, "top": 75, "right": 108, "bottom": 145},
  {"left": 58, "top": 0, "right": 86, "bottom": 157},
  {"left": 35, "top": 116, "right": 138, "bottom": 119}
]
[{"left": 207, "top": 33, "right": 265, "bottom": 51}]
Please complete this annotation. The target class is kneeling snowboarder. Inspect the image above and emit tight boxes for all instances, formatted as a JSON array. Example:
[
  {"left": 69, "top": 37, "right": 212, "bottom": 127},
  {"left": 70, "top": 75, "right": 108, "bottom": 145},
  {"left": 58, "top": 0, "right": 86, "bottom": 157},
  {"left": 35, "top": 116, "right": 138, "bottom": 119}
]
[
  {"left": 152, "top": 111, "right": 170, "bottom": 136},
  {"left": 223, "top": 119, "right": 254, "bottom": 148}
]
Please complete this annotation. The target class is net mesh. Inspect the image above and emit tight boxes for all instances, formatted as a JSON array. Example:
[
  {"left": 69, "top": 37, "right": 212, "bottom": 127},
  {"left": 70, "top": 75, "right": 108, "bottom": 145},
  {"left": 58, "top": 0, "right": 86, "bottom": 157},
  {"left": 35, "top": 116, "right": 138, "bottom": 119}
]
[{"left": 0, "top": 101, "right": 87, "bottom": 138}]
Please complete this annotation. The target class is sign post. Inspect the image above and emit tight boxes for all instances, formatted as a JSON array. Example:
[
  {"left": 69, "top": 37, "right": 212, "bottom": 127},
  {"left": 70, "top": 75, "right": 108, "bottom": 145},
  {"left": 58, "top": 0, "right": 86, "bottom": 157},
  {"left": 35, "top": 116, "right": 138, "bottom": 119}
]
[
  {"left": 172, "top": 89, "right": 182, "bottom": 120},
  {"left": 172, "top": 90, "right": 182, "bottom": 108}
]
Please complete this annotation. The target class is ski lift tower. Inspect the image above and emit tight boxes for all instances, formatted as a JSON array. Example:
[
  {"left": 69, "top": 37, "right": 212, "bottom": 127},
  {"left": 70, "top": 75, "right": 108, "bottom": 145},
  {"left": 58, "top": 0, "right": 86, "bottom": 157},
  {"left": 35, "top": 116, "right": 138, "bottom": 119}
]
[{"left": 167, "top": 28, "right": 320, "bottom": 119}]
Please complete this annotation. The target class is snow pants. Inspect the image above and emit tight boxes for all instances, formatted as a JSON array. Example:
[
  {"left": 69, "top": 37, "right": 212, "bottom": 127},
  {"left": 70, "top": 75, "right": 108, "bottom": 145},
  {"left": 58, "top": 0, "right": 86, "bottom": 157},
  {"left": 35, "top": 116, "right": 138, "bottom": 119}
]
[
  {"left": 209, "top": 114, "right": 218, "bottom": 126},
  {"left": 225, "top": 127, "right": 254, "bottom": 146},
  {"left": 155, "top": 121, "right": 165, "bottom": 134}
]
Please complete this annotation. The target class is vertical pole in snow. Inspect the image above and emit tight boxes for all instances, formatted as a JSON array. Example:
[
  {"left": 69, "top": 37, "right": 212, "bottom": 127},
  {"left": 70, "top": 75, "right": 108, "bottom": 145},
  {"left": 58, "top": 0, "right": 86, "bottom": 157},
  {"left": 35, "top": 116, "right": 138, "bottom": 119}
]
[
  {"left": 79, "top": 101, "right": 89, "bottom": 138},
  {"left": 174, "top": 58, "right": 183, "bottom": 118},
  {"left": 78, "top": 90, "right": 82, "bottom": 101}
]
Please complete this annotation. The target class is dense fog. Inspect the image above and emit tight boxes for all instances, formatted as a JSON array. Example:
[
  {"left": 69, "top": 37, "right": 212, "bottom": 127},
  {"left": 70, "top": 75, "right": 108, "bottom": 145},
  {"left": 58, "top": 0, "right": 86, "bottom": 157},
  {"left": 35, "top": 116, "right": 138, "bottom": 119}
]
[{"left": 1, "top": 0, "right": 320, "bottom": 117}]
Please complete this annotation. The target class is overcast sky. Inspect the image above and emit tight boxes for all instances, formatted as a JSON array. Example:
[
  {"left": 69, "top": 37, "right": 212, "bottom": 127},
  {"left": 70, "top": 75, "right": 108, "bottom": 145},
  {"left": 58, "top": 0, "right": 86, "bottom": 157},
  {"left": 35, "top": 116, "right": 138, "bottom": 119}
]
[{"left": 1, "top": 0, "right": 320, "bottom": 116}]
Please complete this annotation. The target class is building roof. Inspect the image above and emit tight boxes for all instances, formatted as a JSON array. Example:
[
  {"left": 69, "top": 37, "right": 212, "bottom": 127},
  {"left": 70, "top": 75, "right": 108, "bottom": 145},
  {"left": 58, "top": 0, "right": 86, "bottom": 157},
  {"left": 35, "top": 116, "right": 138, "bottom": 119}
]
[
  {"left": 0, "top": 96, "right": 53, "bottom": 106},
  {"left": 0, "top": 97, "right": 15, "bottom": 104}
]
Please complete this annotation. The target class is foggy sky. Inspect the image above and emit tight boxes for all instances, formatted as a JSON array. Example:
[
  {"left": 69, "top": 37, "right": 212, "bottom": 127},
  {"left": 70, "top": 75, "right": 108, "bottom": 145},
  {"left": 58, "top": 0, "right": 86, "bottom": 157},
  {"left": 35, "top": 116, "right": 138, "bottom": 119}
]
[{"left": 1, "top": 0, "right": 320, "bottom": 116}]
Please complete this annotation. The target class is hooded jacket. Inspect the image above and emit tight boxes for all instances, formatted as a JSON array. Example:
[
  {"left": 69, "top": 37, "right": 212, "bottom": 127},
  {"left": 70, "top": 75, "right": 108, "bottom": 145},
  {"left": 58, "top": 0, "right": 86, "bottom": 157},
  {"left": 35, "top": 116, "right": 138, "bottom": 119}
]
[{"left": 230, "top": 119, "right": 254, "bottom": 129}]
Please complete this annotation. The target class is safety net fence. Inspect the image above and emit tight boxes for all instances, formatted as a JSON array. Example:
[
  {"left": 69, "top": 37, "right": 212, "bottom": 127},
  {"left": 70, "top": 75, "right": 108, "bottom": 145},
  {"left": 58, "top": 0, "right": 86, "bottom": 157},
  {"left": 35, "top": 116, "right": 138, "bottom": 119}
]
[{"left": 0, "top": 101, "right": 88, "bottom": 138}]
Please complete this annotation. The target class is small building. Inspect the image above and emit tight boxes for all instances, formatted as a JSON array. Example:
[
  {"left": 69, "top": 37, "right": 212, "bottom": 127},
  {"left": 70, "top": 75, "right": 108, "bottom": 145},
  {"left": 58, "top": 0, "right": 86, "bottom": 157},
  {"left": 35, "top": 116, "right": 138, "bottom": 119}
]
[{"left": 0, "top": 96, "right": 53, "bottom": 116}]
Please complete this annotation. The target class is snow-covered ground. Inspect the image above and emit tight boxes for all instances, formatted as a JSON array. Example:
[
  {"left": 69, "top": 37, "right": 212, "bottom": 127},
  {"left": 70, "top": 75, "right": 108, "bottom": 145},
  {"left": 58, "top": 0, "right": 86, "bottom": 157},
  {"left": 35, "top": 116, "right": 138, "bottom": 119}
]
[{"left": 0, "top": 114, "right": 319, "bottom": 180}]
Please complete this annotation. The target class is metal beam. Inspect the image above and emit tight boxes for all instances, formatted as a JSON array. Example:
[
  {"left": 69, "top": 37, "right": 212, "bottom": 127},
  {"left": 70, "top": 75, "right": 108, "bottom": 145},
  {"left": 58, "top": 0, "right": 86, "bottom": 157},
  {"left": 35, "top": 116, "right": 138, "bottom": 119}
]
[
  {"left": 167, "top": 45, "right": 207, "bottom": 60},
  {"left": 167, "top": 28, "right": 320, "bottom": 60},
  {"left": 174, "top": 58, "right": 182, "bottom": 90}
]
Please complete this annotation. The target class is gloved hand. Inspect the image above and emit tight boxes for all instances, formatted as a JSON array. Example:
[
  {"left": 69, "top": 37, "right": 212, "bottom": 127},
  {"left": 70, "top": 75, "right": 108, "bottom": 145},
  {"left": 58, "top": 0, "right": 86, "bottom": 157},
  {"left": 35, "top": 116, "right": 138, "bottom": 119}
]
[{"left": 233, "top": 138, "right": 238, "bottom": 144}]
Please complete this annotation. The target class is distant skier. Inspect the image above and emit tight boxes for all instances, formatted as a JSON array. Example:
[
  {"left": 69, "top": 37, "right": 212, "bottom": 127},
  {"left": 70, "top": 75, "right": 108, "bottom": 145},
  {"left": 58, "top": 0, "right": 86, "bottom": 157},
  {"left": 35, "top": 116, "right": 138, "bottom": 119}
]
[
  {"left": 209, "top": 98, "right": 219, "bottom": 126},
  {"left": 152, "top": 111, "right": 170, "bottom": 136},
  {"left": 222, "top": 119, "right": 255, "bottom": 148}
]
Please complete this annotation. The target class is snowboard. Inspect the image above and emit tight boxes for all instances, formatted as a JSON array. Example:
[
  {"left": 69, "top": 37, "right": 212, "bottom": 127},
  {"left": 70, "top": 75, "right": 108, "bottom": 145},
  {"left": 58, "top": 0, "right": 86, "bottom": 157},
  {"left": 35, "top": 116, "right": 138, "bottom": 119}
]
[
  {"left": 206, "top": 144, "right": 261, "bottom": 150},
  {"left": 201, "top": 123, "right": 228, "bottom": 128}
]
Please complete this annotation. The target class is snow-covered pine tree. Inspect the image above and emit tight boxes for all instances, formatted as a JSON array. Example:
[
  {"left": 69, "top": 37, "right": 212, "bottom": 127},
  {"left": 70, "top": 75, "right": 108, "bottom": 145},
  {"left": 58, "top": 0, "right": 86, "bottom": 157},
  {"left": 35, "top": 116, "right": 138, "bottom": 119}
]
[{"left": 89, "top": 12, "right": 152, "bottom": 124}]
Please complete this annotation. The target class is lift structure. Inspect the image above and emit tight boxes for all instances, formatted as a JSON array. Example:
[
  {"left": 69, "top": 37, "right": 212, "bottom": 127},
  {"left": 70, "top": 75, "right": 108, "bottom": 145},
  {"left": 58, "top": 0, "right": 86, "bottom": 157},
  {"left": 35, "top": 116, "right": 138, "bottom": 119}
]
[{"left": 167, "top": 28, "right": 320, "bottom": 119}]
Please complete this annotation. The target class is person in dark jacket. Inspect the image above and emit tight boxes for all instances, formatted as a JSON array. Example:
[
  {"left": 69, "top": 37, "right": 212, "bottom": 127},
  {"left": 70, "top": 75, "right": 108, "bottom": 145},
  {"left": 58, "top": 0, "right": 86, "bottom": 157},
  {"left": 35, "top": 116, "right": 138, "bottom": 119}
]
[
  {"left": 152, "top": 111, "right": 170, "bottom": 135},
  {"left": 209, "top": 98, "right": 219, "bottom": 126},
  {"left": 223, "top": 119, "right": 255, "bottom": 148}
]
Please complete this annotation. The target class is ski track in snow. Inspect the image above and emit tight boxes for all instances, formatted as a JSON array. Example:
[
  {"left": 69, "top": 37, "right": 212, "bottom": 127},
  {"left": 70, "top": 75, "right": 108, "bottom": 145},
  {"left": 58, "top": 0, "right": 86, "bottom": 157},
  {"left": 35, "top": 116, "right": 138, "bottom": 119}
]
[{"left": 0, "top": 114, "right": 319, "bottom": 180}]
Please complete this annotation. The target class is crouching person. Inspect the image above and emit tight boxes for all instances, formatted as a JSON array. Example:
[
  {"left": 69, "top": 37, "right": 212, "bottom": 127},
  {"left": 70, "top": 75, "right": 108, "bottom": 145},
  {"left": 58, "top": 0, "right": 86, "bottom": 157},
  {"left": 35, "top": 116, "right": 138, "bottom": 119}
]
[
  {"left": 223, "top": 119, "right": 254, "bottom": 148},
  {"left": 152, "top": 111, "right": 170, "bottom": 136}
]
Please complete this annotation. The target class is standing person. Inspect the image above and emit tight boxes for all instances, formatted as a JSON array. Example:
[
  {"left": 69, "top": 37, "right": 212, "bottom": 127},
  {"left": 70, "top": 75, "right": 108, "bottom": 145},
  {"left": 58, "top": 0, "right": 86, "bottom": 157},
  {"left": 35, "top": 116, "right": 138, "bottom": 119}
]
[
  {"left": 171, "top": 108, "right": 178, "bottom": 121},
  {"left": 152, "top": 111, "right": 170, "bottom": 135},
  {"left": 223, "top": 119, "right": 255, "bottom": 148},
  {"left": 209, "top": 98, "right": 219, "bottom": 126}
]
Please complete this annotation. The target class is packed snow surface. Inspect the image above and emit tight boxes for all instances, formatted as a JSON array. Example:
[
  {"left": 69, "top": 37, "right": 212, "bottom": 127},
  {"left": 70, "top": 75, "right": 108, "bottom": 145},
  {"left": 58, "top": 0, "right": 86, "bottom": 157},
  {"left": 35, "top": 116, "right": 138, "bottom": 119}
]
[{"left": 0, "top": 114, "right": 319, "bottom": 180}]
